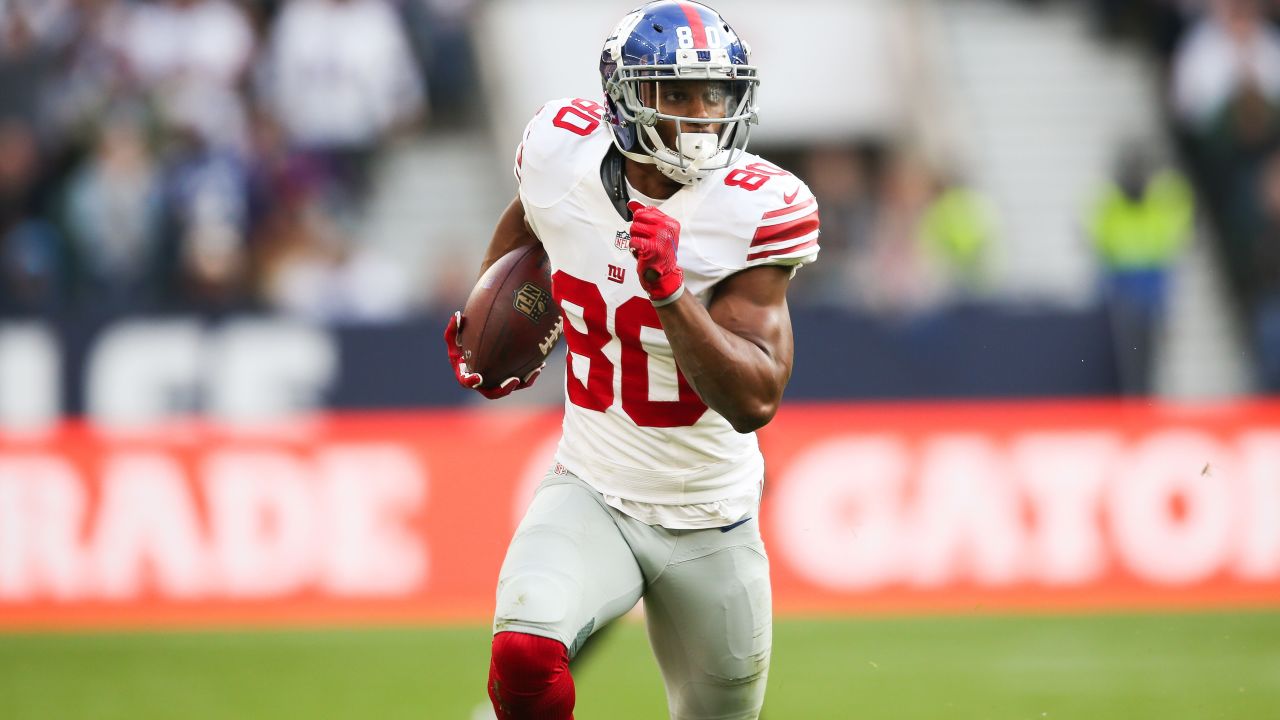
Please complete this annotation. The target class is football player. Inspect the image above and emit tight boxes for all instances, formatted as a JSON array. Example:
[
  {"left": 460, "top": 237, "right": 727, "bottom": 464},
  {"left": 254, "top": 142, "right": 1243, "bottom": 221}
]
[{"left": 445, "top": 2, "right": 819, "bottom": 718}]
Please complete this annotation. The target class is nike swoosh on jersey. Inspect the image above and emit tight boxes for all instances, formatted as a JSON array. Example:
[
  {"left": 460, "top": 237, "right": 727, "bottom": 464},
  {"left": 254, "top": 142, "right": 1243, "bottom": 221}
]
[
  {"left": 782, "top": 186, "right": 801, "bottom": 204},
  {"left": 719, "top": 516, "right": 752, "bottom": 533}
]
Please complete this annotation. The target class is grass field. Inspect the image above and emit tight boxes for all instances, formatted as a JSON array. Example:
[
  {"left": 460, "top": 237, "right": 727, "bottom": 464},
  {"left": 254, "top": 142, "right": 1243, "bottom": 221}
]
[{"left": 1, "top": 611, "right": 1278, "bottom": 719}]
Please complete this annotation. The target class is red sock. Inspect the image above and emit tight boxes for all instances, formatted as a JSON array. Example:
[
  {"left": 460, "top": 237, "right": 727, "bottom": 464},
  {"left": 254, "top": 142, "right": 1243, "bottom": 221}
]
[{"left": 487, "top": 632, "right": 575, "bottom": 720}]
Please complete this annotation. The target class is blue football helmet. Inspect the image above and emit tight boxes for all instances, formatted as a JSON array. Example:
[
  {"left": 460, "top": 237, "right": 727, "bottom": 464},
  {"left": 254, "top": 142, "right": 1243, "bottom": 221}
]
[{"left": 600, "top": 1, "right": 759, "bottom": 184}]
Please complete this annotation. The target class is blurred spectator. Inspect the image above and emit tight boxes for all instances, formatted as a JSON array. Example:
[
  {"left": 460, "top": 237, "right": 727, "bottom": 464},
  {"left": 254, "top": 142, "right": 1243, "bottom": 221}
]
[
  {"left": 400, "top": 0, "right": 479, "bottom": 127},
  {"left": 1171, "top": 0, "right": 1280, "bottom": 131},
  {"left": 0, "top": 119, "right": 42, "bottom": 236},
  {"left": 1086, "top": 148, "right": 1194, "bottom": 395},
  {"left": 38, "top": 0, "right": 132, "bottom": 154},
  {"left": 262, "top": 0, "right": 425, "bottom": 194},
  {"left": 0, "top": 0, "right": 78, "bottom": 51},
  {"left": 920, "top": 180, "right": 999, "bottom": 297},
  {"left": 243, "top": 104, "right": 294, "bottom": 239},
  {"left": 0, "top": 2, "right": 63, "bottom": 125},
  {"left": 111, "top": 0, "right": 254, "bottom": 89},
  {"left": 62, "top": 105, "right": 166, "bottom": 312},
  {"left": 253, "top": 169, "right": 412, "bottom": 323},
  {"left": 0, "top": 119, "right": 65, "bottom": 314},
  {"left": 1170, "top": 0, "right": 1280, "bottom": 321},
  {"left": 108, "top": 0, "right": 256, "bottom": 152},
  {"left": 1247, "top": 148, "right": 1280, "bottom": 390},
  {"left": 161, "top": 127, "right": 254, "bottom": 312},
  {"left": 793, "top": 143, "right": 879, "bottom": 306},
  {"left": 854, "top": 151, "right": 947, "bottom": 317}
]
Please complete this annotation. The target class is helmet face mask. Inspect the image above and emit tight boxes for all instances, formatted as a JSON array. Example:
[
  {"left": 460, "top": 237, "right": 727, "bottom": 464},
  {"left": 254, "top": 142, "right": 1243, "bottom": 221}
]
[{"left": 600, "top": 2, "right": 759, "bottom": 184}]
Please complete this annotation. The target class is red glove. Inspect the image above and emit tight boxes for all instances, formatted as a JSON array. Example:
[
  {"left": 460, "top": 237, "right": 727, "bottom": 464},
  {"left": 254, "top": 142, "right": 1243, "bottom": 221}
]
[
  {"left": 628, "top": 204, "right": 686, "bottom": 305},
  {"left": 444, "top": 311, "right": 544, "bottom": 400}
]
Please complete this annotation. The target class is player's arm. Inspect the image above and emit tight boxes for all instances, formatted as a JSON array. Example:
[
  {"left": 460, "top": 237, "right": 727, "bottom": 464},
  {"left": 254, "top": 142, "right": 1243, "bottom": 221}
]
[
  {"left": 479, "top": 195, "right": 541, "bottom": 276},
  {"left": 656, "top": 266, "right": 793, "bottom": 433}
]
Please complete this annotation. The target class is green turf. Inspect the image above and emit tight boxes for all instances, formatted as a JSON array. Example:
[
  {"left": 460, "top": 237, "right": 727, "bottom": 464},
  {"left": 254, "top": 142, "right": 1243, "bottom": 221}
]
[{"left": 1, "top": 611, "right": 1277, "bottom": 719}]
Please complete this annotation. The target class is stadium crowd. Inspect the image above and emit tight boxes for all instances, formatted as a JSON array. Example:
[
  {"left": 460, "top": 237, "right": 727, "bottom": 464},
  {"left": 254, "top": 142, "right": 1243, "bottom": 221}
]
[
  {"left": 0, "top": 0, "right": 477, "bottom": 320},
  {"left": 1089, "top": 0, "right": 1280, "bottom": 388},
  {"left": 0, "top": 0, "right": 1278, "bottom": 390},
  {"left": 1161, "top": 0, "right": 1280, "bottom": 390},
  {"left": 0, "top": 0, "right": 1005, "bottom": 324}
]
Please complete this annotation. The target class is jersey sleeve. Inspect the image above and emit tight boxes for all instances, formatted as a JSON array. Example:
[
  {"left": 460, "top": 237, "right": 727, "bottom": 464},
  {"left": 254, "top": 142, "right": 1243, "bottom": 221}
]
[
  {"left": 744, "top": 180, "right": 820, "bottom": 269},
  {"left": 512, "top": 97, "right": 610, "bottom": 209},
  {"left": 511, "top": 106, "right": 544, "bottom": 185}
]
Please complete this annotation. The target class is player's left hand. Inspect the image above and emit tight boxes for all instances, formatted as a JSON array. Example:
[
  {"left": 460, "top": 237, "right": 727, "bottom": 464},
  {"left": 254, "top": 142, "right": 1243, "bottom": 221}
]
[
  {"left": 444, "top": 311, "right": 545, "bottom": 400},
  {"left": 628, "top": 204, "right": 685, "bottom": 305}
]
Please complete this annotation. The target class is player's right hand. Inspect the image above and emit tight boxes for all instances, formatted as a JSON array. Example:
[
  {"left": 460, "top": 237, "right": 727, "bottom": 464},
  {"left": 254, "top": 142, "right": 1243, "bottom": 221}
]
[{"left": 444, "top": 311, "right": 544, "bottom": 400}]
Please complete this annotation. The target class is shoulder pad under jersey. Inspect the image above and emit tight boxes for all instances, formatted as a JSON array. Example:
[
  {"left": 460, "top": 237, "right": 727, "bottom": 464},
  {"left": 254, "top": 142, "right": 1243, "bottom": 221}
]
[
  {"left": 514, "top": 97, "right": 612, "bottom": 208},
  {"left": 698, "top": 154, "right": 821, "bottom": 271}
]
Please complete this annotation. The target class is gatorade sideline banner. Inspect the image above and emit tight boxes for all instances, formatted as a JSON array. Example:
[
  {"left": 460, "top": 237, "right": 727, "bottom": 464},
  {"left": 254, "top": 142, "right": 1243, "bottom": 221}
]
[{"left": 0, "top": 400, "right": 1277, "bottom": 629}]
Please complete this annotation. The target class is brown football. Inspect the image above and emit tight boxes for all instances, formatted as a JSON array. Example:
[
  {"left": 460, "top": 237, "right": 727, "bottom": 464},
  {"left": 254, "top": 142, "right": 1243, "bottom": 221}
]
[{"left": 459, "top": 244, "right": 562, "bottom": 389}]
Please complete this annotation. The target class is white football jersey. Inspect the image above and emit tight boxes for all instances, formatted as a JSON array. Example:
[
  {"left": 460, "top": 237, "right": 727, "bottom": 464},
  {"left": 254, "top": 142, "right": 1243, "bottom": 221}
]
[{"left": 515, "top": 97, "right": 819, "bottom": 523}]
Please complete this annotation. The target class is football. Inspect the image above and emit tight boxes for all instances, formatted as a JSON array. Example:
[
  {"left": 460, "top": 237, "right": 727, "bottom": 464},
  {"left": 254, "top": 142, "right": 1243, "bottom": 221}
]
[{"left": 459, "top": 243, "right": 563, "bottom": 388}]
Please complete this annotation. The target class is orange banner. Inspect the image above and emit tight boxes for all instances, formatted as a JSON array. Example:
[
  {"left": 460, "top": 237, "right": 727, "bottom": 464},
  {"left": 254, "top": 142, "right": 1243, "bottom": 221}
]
[{"left": 1, "top": 400, "right": 1278, "bottom": 629}]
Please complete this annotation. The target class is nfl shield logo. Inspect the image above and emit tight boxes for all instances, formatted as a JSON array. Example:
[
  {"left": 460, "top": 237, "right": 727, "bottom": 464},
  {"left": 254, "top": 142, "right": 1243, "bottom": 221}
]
[
  {"left": 614, "top": 231, "right": 631, "bottom": 251},
  {"left": 513, "top": 282, "right": 550, "bottom": 322}
]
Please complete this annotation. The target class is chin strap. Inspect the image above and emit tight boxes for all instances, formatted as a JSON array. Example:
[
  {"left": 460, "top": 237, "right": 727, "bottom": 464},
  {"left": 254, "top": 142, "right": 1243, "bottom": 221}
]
[{"left": 599, "top": 144, "right": 633, "bottom": 221}]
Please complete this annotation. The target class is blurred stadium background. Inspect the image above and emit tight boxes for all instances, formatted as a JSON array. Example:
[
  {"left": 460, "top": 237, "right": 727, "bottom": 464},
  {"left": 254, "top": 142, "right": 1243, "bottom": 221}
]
[{"left": 2, "top": 0, "right": 1280, "bottom": 718}]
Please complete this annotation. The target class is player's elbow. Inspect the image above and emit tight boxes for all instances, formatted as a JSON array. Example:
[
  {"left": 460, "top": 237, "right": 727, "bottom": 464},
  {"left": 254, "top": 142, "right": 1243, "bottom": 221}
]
[{"left": 726, "top": 400, "right": 778, "bottom": 434}]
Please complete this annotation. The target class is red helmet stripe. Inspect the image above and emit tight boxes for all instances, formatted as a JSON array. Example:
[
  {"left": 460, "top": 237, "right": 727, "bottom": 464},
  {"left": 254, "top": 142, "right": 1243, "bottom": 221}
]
[{"left": 677, "top": 2, "right": 708, "bottom": 47}]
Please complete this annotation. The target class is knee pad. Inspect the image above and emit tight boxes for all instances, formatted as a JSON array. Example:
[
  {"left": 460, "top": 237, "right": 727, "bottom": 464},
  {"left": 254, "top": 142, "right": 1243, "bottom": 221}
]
[{"left": 490, "top": 632, "right": 569, "bottom": 694}]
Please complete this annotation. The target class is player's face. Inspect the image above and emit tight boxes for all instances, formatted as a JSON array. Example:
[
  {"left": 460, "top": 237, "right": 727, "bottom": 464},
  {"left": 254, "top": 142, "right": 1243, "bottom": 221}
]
[{"left": 641, "top": 79, "right": 733, "bottom": 145}]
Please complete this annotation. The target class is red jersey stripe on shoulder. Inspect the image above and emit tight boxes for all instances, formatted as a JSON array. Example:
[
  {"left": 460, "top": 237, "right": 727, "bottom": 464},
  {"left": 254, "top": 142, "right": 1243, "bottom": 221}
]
[
  {"left": 747, "top": 237, "right": 819, "bottom": 262},
  {"left": 762, "top": 197, "right": 815, "bottom": 220},
  {"left": 749, "top": 229, "right": 819, "bottom": 257},
  {"left": 678, "top": 2, "right": 708, "bottom": 45},
  {"left": 751, "top": 210, "right": 819, "bottom": 247}
]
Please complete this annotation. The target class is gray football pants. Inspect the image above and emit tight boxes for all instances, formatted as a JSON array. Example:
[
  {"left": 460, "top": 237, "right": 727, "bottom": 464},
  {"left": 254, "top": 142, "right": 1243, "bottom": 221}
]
[{"left": 493, "top": 468, "right": 772, "bottom": 720}]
